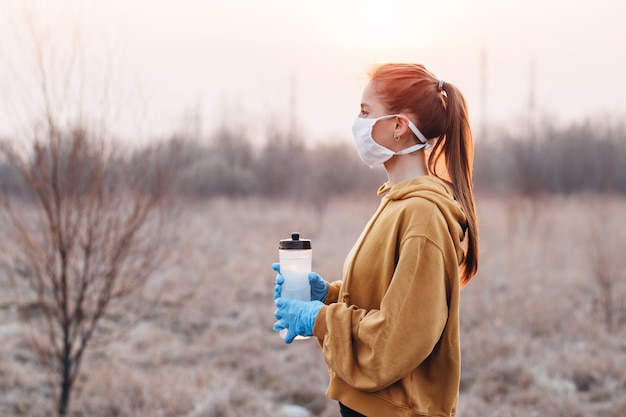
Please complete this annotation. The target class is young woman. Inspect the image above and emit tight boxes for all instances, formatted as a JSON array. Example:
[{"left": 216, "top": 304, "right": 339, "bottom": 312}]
[{"left": 273, "top": 63, "right": 479, "bottom": 417}]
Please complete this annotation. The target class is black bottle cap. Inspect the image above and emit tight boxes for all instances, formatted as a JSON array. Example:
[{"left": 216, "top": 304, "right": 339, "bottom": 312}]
[{"left": 279, "top": 232, "right": 312, "bottom": 250}]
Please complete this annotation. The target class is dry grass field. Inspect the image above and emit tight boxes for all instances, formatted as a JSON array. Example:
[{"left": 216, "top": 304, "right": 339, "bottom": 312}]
[{"left": 1, "top": 193, "right": 626, "bottom": 417}]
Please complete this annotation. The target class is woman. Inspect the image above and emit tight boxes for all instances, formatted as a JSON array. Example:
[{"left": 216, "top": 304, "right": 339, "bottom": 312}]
[{"left": 273, "top": 63, "right": 479, "bottom": 417}]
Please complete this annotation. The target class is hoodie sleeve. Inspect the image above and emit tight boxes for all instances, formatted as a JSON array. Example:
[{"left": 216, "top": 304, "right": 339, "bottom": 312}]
[
  {"left": 325, "top": 280, "right": 343, "bottom": 304},
  {"left": 312, "top": 233, "right": 450, "bottom": 392}
]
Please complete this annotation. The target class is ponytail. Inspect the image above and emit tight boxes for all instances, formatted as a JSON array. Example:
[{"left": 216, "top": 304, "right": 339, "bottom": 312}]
[{"left": 428, "top": 82, "right": 479, "bottom": 285}]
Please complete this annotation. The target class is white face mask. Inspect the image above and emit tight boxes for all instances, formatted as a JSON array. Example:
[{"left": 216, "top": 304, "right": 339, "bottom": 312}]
[{"left": 351, "top": 114, "right": 431, "bottom": 168}]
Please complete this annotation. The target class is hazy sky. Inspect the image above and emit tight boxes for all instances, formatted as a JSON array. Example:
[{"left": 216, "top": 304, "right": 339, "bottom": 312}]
[{"left": 1, "top": 0, "right": 625, "bottom": 144}]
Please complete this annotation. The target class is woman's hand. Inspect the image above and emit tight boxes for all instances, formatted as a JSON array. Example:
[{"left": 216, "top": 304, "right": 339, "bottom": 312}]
[
  {"left": 272, "top": 263, "right": 328, "bottom": 302},
  {"left": 273, "top": 298, "right": 324, "bottom": 343}
]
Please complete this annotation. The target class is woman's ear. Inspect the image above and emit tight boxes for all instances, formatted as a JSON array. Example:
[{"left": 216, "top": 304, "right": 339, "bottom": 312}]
[{"left": 394, "top": 115, "right": 410, "bottom": 138}]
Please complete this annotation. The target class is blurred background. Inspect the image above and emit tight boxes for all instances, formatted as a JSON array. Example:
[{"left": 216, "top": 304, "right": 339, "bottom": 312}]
[{"left": 1, "top": 1, "right": 625, "bottom": 416}]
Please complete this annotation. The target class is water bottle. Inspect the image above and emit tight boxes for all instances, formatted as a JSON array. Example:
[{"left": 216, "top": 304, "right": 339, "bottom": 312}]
[
  {"left": 278, "top": 232, "right": 312, "bottom": 340},
  {"left": 279, "top": 232, "right": 312, "bottom": 301}
]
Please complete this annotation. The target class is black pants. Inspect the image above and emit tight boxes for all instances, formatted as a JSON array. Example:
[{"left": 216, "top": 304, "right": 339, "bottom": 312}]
[{"left": 339, "top": 402, "right": 367, "bottom": 417}]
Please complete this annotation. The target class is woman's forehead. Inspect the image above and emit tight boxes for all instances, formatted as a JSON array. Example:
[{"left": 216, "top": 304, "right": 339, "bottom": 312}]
[{"left": 361, "top": 82, "right": 383, "bottom": 106}]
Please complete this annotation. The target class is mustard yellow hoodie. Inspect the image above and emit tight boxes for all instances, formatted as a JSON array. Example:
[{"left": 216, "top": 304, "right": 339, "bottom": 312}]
[{"left": 312, "top": 176, "right": 467, "bottom": 417}]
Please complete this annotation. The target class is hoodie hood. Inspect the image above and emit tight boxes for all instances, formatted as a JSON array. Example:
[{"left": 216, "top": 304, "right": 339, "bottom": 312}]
[{"left": 378, "top": 176, "right": 467, "bottom": 260}]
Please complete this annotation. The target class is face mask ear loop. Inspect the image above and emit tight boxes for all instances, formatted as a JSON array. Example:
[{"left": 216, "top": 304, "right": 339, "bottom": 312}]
[{"left": 395, "top": 142, "right": 428, "bottom": 156}]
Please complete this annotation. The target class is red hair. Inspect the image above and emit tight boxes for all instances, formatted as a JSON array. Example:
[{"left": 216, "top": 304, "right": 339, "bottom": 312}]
[{"left": 369, "top": 63, "right": 479, "bottom": 285}]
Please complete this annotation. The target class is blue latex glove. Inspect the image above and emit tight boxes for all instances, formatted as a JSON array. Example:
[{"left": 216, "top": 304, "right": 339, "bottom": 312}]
[
  {"left": 272, "top": 263, "right": 328, "bottom": 302},
  {"left": 273, "top": 298, "right": 324, "bottom": 343}
]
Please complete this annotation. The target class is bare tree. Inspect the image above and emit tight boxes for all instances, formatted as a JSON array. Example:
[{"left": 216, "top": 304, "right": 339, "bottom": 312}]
[
  {"left": 0, "top": 4, "right": 180, "bottom": 415},
  {"left": 0, "top": 127, "right": 179, "bottom": 416},
  {"left": 0, "top": 130, "right": 179, "bottom": 415}
]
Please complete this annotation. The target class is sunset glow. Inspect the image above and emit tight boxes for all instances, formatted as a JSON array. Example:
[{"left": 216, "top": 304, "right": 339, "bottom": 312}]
[{"left": 1, "top": 0, "right": 625, "bottom": 143}]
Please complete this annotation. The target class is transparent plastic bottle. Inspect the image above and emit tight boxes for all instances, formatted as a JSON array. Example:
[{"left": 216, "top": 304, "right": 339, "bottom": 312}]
[{"left": 278, "top": 232, "right": 312, "bottom": 340}]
